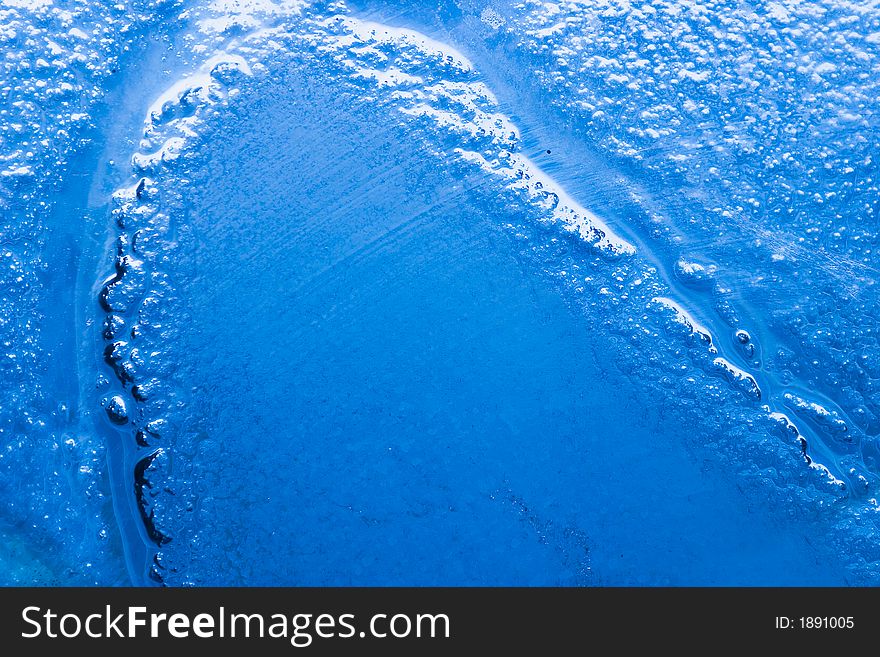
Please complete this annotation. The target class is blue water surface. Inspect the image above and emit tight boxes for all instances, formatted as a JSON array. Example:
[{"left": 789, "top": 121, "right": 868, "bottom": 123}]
[{"left": 1, "top": 0, "right": 878, "bottom": 585}]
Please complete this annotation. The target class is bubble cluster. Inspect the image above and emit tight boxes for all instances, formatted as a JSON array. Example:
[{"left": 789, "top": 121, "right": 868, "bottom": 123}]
[
  {"left": 88, "top": 0, "right": 880, "bottom": 583},
  {"left": 0, "top": 0, "right": 177, "bottom": 584}
]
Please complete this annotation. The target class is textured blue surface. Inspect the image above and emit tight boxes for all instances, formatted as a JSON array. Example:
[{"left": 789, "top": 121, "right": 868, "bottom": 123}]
[{"left": 1, "top": 0, "right": 879, "bottom": 585}]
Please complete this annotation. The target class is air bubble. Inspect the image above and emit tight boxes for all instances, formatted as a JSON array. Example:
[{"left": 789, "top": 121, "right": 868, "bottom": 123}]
[
  {"left": 103, "top": 341, "right": 130, "bottom": 382},
  {"left": 674, "top": 259, "right": 716, "bottom": 289},
  {"left": 102, "top": 314, "right": 125, "bottom": 341},
  {"left": 103, "top": 395, "right": 128, "bottom": 425}
]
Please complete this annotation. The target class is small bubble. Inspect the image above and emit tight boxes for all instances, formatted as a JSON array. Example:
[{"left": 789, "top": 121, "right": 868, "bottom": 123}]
[{"left": 103, "top": 395, "right": 128, "bottom": 425}]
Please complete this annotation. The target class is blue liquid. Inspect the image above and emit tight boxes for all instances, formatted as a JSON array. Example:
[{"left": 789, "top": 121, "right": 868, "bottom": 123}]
[{"left": 2, "top": 0, "right": 877, "bottom": 586}]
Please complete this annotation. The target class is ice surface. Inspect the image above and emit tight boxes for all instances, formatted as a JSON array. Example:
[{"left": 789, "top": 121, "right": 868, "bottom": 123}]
[{"left": 3, "top": 0, "right": 880, "bottom": 585}]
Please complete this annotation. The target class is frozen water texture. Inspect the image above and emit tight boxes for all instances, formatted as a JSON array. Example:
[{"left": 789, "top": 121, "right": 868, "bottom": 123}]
[{"left": 2, "top": 0, "right": 880, "bottom": 585}]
